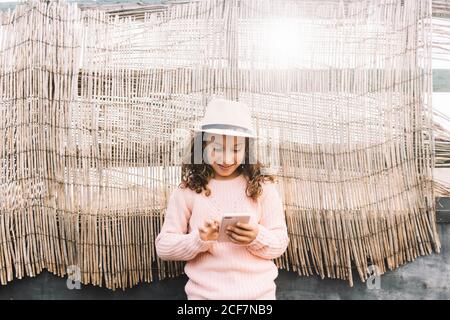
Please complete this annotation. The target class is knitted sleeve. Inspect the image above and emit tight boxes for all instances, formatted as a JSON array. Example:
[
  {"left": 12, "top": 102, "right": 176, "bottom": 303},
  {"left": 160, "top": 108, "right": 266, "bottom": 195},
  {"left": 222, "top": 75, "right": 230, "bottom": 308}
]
[
  {"left": 155, "top": 187, "right": 214, "bottom": 261},
  {"left": 245, "top": 182, "right": 290, "bottom": 260}
]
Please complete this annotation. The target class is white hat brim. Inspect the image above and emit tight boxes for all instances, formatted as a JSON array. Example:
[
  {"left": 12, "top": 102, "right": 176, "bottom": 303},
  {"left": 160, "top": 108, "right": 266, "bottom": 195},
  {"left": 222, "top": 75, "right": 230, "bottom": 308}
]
[{"left": 193, "top": 127, "right": 256, "bottom": 138}]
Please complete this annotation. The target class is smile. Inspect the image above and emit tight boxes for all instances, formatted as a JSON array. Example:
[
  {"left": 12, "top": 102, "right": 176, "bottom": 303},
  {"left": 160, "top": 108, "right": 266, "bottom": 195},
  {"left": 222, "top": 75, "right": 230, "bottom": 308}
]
[{"left": 218, "top": 164, "right": 234, "bottom": 169}]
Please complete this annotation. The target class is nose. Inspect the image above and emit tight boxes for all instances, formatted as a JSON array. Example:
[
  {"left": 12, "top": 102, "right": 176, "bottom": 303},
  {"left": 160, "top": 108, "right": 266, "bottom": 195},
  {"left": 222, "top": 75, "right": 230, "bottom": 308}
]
[
  {"left": 219, "top": 151, "right": 235, "bottom": 165},
  {"left": 223, "top": 155, "right": 235, "bottom": 165}
]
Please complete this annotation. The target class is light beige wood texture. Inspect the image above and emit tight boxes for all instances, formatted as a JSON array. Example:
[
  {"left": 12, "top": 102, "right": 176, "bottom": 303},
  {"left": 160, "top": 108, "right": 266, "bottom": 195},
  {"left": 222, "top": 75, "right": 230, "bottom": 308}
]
[{"left": 0, "top": 0, "right": 446, "bottom": 290}]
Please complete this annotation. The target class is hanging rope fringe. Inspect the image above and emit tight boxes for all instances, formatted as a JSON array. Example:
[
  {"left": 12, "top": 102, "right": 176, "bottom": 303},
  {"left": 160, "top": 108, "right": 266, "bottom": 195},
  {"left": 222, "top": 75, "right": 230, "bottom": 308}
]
[{"left": 0, "top": 0, "right": 444, "bottom": 290}]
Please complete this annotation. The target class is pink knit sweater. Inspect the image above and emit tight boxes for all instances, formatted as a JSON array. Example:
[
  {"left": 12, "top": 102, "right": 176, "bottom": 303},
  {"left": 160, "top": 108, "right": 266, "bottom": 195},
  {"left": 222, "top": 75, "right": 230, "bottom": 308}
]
[{"left": 155, "top": 174, "right": 290, "bottom": 300}]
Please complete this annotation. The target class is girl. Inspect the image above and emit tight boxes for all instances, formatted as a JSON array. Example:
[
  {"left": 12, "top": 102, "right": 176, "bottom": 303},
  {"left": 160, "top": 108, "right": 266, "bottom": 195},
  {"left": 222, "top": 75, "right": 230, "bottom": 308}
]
[{"left": 155, "top": 98, "right": 290, "bottom": 300}]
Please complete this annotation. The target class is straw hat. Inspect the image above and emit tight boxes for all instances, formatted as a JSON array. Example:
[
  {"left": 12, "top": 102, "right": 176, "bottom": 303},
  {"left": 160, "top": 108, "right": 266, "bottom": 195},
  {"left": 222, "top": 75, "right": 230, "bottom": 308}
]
[{"left": 194, "top": 98, "right": 256, "bottom": 138}]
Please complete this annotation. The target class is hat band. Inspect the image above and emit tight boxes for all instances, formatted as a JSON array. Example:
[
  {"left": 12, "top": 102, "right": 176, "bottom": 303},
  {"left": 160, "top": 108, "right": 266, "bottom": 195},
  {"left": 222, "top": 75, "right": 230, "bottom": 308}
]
[{"left": 200, "top": 124, "right": 254, "bottom": 135}]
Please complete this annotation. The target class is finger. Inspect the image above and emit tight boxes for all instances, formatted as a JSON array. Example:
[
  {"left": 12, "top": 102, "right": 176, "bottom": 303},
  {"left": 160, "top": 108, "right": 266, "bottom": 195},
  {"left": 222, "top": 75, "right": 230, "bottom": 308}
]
[
  {"left": 209, "top": 224, "right": 218, "bottom": 232},
  {"left": 228, "top": 234, "right": 242, "bottom": 244},
  {"left": 228, "top": 236, "right": 240, "bottom": 244},
  {"left": 228, "top": 232, "right": 251, "bottom": 243},
  {"left": 235, "top": 222, "right": 255, "bottom": 231},
  {"left": 228, "top": 227, "right": 253, "bottom": 237},
  {"left": 229, "top": 234, "right": 250, "bottom": 244}
]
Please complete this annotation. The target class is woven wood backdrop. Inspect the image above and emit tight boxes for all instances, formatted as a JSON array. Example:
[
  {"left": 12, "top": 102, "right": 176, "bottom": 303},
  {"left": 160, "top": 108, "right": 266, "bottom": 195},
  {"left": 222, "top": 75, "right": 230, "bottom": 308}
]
[{"left": 0, "top": 0, "right": 445, "bottom": 290}]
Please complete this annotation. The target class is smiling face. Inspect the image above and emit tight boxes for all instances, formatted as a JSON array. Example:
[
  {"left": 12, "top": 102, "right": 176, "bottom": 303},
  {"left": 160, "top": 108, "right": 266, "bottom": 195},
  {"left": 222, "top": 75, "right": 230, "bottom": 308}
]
[{"left": 204, "top": 133, "right": 246, "bottom": 179}]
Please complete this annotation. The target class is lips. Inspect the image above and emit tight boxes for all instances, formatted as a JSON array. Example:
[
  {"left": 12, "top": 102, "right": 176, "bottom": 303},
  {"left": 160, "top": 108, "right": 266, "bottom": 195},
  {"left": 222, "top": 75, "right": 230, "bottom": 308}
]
[{"left": 218, "top": 164, "right": 233, "bottom": 170}]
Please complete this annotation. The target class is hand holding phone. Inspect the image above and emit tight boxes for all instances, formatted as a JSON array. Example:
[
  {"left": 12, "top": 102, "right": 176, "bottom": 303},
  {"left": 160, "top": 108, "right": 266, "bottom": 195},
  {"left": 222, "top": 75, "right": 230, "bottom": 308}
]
[{"left": 218, "top": 213, "right": 251, "bottom": 242}]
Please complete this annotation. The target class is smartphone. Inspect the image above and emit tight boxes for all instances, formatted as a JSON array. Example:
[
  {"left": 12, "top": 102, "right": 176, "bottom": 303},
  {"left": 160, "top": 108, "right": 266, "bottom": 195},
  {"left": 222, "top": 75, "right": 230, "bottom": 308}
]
[{"left": 218, "top": 213, "right": 251, "bottom": 243}]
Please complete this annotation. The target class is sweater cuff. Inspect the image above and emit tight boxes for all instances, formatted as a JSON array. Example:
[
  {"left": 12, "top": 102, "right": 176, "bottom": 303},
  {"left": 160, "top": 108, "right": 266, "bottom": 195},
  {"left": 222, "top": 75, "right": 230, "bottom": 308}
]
[
  {"left": 190, "top": 229, "right": 215, "bottom": 252},
  {"left": 246, "top": 224, "right": 271, "bottom": 251}
]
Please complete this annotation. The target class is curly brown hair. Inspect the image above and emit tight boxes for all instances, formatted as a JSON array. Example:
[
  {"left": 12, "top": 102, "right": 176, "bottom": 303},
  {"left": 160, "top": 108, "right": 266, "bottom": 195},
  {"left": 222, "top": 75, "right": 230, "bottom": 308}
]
[{"left": 179, "top": 131, "right": 276, "bottom": 201}]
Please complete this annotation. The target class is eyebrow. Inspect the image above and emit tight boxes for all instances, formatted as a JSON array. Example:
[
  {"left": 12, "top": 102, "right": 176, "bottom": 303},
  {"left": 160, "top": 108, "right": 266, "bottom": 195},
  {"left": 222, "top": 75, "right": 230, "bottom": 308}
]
[{"left": 212, "top": 142, "right": 244, "bottom": 147}]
